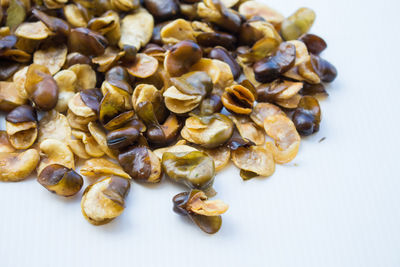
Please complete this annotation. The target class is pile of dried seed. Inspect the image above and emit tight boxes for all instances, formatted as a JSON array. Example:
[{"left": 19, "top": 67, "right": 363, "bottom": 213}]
[{"left": 0, "top": 0, "right": 337, "bottom": 234}]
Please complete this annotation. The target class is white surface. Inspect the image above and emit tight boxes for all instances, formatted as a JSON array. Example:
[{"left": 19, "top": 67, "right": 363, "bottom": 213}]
[{"left": 1, "top": 0, "right": 400, "bottom": 266}]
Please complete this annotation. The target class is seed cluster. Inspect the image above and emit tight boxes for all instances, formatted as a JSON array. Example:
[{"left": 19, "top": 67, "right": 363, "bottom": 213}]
[{"left": 0, "top": 0, "right": 337, "bottom": 234}]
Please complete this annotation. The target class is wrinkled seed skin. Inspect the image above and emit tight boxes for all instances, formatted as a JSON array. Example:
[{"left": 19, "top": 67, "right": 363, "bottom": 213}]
[
  {"left": 6, "top": 105, "right": 37, "bottom": 123},
  {"left": 254, "top": 42, "right": 296, "bottom": 83},
  {"left": 144, "top": 0, "right": 179, "bottom": 20},
  {"left": 209, "top": 47, "right": 241, "bottom": 79}
]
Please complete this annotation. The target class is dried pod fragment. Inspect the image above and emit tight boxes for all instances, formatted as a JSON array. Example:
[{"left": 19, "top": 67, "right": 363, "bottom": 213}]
[
  {"left": 173, "top": 190, "right": 228, "bottom": 234},
  {"left": 190, "top": 58, "right": 234, "bottom": 91},
  {"left": 126, "top": 53, "right": 158, "bottom": 78},
  {"left": 81, "top": 158, "right": 131, "bottom": 179},
  {"left": 6, "top": 105, "right": 38, "bottom": 150},
  {"left": 6, "top": 0, "right": 26, "bottom": 30},
  {"left": 293, "top": 96, "right": 321, "bottom": 136},
  {"left": 264, "top": 114, "right": 301, "bottom": 164},
  {"left": 253, "top": 42, "right": 296, "bottom": 83},
  {"left": 92, "top": 47, "right": 125, "bottom": 72},
  {"left": 38, "top": 164, "right": 83, "bottom": 197},
  {"left": 0, "top": 149, "right": 40, "bottom": 182},
  {"left": 72, "top": 130, "right": 105, "bottom": 158},
  {"left": 119, "top": 8, "right": 154, "bottom": 51},
  {"left": 38, "top": 139, "right": 75, "bottom": 175},
  {"left": 118, "top": 146, "right": 162, "bottom": 183},
  {"left": 281, "top": 7, "right": 316, "bottom": 41},
  {"left": 81, "top": 176, "right": 130, "bottom": 225},
  {"left": 162, "top": 151, "right": 215, "bottom": 192},
  {"left": 222, "top": 84, "right": 255, "bottom": 115},
  {"left": 181, "top": 114, "right": 234, "bottom": 148},
  {"left": 38, "top": 110, "right": 71, "bottom": 143},
  {"left": 88, "top": 11, "right": 121, "bottom": 46},
  {"left": 275, "top": 94, "right": 302, "bottom": 109},
  {"left": 232, "top": 146, "right": 275, "bottom": 179},
  {"left": 164, "top": 40, "right": 202, "bottom": 77},
  {"left": 25, "top": 64, "right": 59, "bottom": 111},
  {"left": 163, "top": 86, "right": 202, "bottom": 114}
]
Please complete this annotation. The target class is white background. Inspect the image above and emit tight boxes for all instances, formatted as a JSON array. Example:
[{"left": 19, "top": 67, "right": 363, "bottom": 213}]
[{"left": 1, "top": 0, "right": 400, "bottom": 266}]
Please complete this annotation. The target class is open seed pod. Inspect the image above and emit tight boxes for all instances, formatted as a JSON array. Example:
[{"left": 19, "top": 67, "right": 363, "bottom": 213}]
[
  {"left": 54, "top": 70, "right": 77, "bottom": 112},
  {"left": 190, "top": 58, "right": 234, "bottom": 92},
  {"left": 250, "top": 102, "right": 285, "bottom": 128},
  {"left": 197, "top": 0, "right": 241, "bottom": 34},
  {"left": 232, "top": 145, "right": 275, "bottom": 180},
  {"left": 81, "top": 176, "right": 130, "bottom": 225},
  {"left": 92, "top": 47, "right": 125, "bottom": 72},
  {"left": 257, "top": 79, "right": 303, "bottom": 102},
  {"left": 0, "top": 131, "right": 15, "bottom": 153},
  {"left": 281, "top": 7, "right": 316, "bottom": 41},
  {"left": 231, "top": 115, "right": 265, "bottom": 146},
  {"left": 264, "top": 114, "right": 301, "bottom": 164},
  {"left": 0, "top": 149, "right": 40, "bottom": 182},
  {"left": 33, "top": 44, "right": 68, "bottom": 75},
  {"left": 162, "top": 151, "right": 215, "bottom": 193},
  {"left": 275, "top": 94, "right": 302, "bottom": 109},
  {"left": 88, "top": 10, "right": 121, "bottom": 46},
  {"left": 25, "top": 64, "right": 59, "bottom": 111},
  {"left": 239, "top": 1, "right": 284, "bottom": 27},
  {"left": 125, "top": 53, "right": 158, "bottom": 78},
  {"left": 222, "top": 84, "right": 255, "bottom": 115},
  {"left": 88, "top": 122, "right": 117, "bottom": 159},
  {"left": 293, "top": 96, "right": 321, "bottom": 136},
  {"left": 201, "top": 146, "right": 231, "bottom": 172},
  {"left": 38, "top": 110, "right": 71, "bottom": 143},
  {"left": 118, "top": 146, "right": 162, "bottom": 183},
  {"left": 68, "top": 64, "right": 97, "bottom": 91},
  {"left": 164, "top": 71, "right": 212, "bottom": 114},
  {"left": 38, "top": 164, "right": 83, "bottom": 197},
  {"left": 160, "top": 19, "right": 197, "bottom": 45},
  {"left": 164, "top": 40, "right": 202, "bottom": 77},
  {"left": 81, "top": 158, "right": 131, "bottom": 179},
  {"left": 0, "top": 81, "right": 28, "bottom": 111},
  {"left": 131, "top": 84, "right": 166, "bottom": 125},
  {"left": 38, "top": 139, "right": 75, "bottom": 175},
  {"left": 119, "top": 8, "right": 153, "bottom": 51},
  {"left": 173, "top": 189, "right": 228, "bottom": 234},
  {"left": 153, "top": 140, "right": 198, "bottom": 159},
  {"left": 72, "top": 130, "right": 105, "bottom": 158},
  {"left": 6, "top": 105, "right": 38, "bottom": 149},
  {"left": 181, "top": 114, "right": 234, "bottom": 148}
]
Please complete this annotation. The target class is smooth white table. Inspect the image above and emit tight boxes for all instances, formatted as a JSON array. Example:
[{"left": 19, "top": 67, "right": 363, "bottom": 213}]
[{"left": 1, "top": 0, "right": 399, "bottom": 266}]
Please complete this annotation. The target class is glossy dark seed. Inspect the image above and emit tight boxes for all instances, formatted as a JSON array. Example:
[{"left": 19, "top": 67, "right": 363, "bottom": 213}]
[
  {"left": 107, "top": 126, "right": 140, "bottom": 150},
  {"left": 6, "top": 105, "right": 37, "bottom": 123},
  {"left": 144, "top": 0, "right": 179, "bottom": 20},
  {"left": 299, "top": 34, "right": 327, "bottom": 55},
  {"left": 310, "top": 55, "right": 338, "bottom": 83},
  {"left": 209, "top": 46, "right": 241, "bottom": 79}
]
